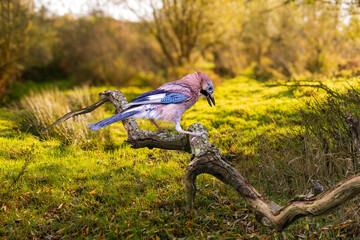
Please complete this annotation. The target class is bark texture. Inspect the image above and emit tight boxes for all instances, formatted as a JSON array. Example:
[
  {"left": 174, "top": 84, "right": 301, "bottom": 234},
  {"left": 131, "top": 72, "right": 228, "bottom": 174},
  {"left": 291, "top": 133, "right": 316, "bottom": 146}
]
[{"left": 47, "top": 90, "right": 360, "bottom": 231}]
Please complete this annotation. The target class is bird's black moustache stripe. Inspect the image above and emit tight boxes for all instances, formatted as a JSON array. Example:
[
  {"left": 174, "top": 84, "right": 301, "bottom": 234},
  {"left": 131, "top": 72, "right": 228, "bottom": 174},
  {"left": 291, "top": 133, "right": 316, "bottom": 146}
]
[{"left": 200, "top": 89, "right": 208, "bottom": 96}]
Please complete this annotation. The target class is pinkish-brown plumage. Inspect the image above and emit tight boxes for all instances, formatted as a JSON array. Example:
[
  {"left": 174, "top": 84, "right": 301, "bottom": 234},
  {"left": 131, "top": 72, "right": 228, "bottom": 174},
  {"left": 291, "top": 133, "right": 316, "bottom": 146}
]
[{"left": 88, "top": 71, "right": 215, "bottom": 141}]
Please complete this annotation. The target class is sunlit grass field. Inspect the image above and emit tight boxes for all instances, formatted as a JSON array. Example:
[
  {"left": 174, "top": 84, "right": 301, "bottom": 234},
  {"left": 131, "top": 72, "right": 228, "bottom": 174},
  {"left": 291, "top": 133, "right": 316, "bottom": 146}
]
[{"left": 1, "top": 76, "right": 359, "bottom": 239}]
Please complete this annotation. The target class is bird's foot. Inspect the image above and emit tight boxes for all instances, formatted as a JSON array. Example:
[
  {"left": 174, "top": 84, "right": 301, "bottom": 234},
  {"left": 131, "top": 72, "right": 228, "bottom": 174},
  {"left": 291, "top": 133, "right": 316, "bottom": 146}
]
[{"left": 190, "top": 131, "right": 207, "bottom": 143}]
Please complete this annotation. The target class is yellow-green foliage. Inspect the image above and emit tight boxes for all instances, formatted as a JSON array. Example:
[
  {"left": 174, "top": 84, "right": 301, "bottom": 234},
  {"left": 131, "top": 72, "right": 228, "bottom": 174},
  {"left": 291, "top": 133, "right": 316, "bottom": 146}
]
[
  {"left": 1, "top": 77, "right": 360, "bottom": 239},
  {"left": 0, "top": 0, "right": 52, "bottom": 100}
]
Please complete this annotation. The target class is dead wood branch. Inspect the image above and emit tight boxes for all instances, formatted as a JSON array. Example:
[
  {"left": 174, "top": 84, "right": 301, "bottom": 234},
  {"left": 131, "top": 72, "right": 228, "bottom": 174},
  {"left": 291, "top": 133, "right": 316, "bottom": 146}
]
[
  {"left": 185, "top": 139, "right": 360, "bottom": 230},
  {"left": 47, "top": 89, "right": 360, "bottom": 231}
]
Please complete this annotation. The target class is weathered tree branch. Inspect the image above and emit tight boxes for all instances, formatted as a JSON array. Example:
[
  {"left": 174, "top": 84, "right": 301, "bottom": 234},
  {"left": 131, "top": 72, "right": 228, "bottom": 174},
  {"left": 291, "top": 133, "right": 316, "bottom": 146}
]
[
  {"left": 185, "top": 131, "right": 360, "bottom": 230},
  {"left": 46, "top": 89, "right": 360, "bottom": 231}
]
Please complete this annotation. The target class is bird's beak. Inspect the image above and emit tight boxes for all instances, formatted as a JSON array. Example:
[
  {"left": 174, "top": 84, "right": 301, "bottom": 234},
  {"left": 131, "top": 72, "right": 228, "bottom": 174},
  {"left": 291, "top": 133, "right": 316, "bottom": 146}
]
[
  {"left": 200, "top": 89, "right": 215, "bottom": 107},
  {"left": 206, "top": 93, "right": 215, "bottom": 107}
]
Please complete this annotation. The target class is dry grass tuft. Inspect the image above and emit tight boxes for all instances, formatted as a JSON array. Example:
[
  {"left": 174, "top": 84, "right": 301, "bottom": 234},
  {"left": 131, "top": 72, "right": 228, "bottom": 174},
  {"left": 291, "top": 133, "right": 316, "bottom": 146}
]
[{"left": 17, "top": 86, "right": 114, "bottom": 149}]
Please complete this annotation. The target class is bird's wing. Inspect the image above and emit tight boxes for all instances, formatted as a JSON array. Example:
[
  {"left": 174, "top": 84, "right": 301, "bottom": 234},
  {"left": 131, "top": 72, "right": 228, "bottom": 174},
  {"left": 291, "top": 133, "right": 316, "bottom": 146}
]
[{"left": 125, "top": 89, "right": 189, "bottom": 107}]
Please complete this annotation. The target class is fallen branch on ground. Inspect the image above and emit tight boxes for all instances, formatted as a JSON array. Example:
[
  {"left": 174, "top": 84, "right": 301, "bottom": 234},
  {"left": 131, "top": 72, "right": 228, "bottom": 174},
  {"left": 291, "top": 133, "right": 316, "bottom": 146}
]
[{"left": 46, "top": 89, "right": 360, "bottom": 231}]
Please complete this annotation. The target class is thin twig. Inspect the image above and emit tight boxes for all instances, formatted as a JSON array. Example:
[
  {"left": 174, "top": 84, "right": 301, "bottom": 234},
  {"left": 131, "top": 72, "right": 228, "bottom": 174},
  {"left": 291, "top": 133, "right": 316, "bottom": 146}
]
[
  {"left": 42, "top": 97, "right": 109, "bottom": 133},
  {"left": 266, "top": 82, "right": 341, "bottom": 99},
  {"left": 9, "top": 145, "right": 35, "bottom": 190}
]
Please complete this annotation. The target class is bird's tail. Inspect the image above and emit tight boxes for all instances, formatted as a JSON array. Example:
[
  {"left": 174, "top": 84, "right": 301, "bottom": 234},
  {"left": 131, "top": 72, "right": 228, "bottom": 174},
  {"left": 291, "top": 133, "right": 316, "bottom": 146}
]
[{"left": 88, "top": 108, "right": 140, "bottom": 131}]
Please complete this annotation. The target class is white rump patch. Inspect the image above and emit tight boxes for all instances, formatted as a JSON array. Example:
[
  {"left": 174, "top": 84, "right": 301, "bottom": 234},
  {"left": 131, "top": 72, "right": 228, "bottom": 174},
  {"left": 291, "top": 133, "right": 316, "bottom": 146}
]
[{"left": 130, "top": 105, "right": 159, "bottom": 120}]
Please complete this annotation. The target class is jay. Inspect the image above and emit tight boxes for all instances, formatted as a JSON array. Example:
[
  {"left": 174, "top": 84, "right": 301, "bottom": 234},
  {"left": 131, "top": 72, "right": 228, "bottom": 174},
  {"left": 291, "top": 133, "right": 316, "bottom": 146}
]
[{"left": 88, "top": 71, "right": 215, "bottom": 141}]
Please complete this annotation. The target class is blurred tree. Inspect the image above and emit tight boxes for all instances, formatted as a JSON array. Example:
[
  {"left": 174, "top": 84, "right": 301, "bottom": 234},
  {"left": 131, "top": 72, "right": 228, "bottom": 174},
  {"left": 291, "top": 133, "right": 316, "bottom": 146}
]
[
  {"left": 3, "top": 0, "right": 360, "bottom": 99},
  {"left": 53, "top": 12, "right": 165, "bottom": 86},
  {"left": 124, "top": 0, "right": 240, "bottom": 68},
  {"left": 223, "top": 0, "right": 360, "bottom": 80},
  {"left": 0, "top": 0, "right": 35, "bottom": 99},
  {"left": 111, "top": 0, "right": 360, "bottom": 79},
  {"left": 149, "top": 0, "right": 210, "bottom": 67},
  {"left": 0, "top": 0, "right": 53, "bottom": 100},
  {"left": 200, "top": 0, "right": 244, "bottom": 76}
]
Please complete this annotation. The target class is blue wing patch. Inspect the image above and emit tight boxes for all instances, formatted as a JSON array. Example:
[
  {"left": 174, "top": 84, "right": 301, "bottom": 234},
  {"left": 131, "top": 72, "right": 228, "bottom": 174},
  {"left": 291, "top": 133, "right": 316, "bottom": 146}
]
[{"left": 161, "top": 93, "right": 189, "bottom": 104}]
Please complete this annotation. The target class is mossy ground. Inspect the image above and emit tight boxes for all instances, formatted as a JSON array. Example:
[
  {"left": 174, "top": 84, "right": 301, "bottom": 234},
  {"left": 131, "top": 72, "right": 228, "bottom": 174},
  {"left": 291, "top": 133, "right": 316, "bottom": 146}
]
[{"left": 0, "top": 77, "right": 358, "bottom": 239}]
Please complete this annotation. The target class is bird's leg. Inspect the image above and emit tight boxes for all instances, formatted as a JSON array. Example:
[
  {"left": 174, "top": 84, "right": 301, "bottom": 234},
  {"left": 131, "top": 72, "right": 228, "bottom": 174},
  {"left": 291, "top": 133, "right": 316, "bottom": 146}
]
[
  {"left": 150, "top": 119, "right": 165, "bottom": 133},
  {"left": 175, "top": 121, "right": 206, "bottom": 143}
]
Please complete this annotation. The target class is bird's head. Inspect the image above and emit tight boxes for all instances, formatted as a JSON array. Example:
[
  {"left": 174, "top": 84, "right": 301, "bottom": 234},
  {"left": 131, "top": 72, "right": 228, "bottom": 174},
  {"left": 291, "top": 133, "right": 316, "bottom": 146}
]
[{"left": 196, "top": 71, "right": 215, "bottom": 107}]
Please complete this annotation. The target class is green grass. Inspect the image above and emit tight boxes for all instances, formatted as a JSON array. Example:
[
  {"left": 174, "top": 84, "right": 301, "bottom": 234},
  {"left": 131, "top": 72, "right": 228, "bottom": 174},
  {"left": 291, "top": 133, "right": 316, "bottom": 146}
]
[
  {"left": 0, "top": 76, "right": 359, "bottom": 239},
  {"left": 1, "top": 78, "right": 77, "bottom": 105}
]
